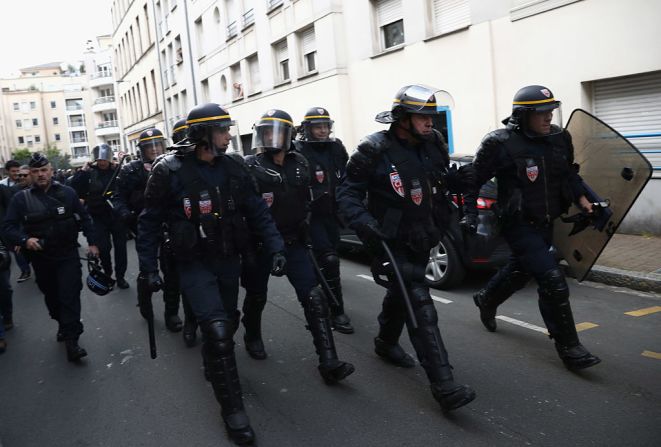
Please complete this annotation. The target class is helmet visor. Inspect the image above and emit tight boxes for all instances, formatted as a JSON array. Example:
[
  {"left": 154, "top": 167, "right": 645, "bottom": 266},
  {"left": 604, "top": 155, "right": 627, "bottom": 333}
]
[
  {"left": 140, "top": 139, "right": 165, "bottom": 161},
  {"left": 395, "top": 84, "right": 456, "bottom": 113},
  {"left": 252, "top": 121, "right": 293, "bottom": 152},
  {"left": 95, "top": 145, "right": 113, "bottom": 161}
]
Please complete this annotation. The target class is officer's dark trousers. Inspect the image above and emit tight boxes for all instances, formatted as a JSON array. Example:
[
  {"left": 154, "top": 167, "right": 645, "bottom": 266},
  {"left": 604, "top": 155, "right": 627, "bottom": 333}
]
[
  {"left": 159, "top": 240, "right": 187, "bottom": 318},
  {"left": 242, "top": 242, "right": 317, "bottom": 302},
  {"left": 93, "top": 213, "right": 128, "bottom": 279},
  {"left": 309, "top": 214, "right": 345, "bottom": 315},
  {"left": 377, "top": 246, "right": 455, "bottom": 385},
  {"left": 0, "top": 267, "right": 12, "bottom": 323},
  {"left": 30, "top": 249, "right": 83, "bottom": 340}
]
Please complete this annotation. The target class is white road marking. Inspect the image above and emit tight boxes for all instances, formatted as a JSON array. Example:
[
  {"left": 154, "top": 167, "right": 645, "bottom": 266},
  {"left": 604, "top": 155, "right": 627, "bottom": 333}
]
[
  {"left": 496, "top": 316, "right": 549, "bottom": 334},
  {"left": 356, "top": 274, "right": 453, "bottom": 304}
]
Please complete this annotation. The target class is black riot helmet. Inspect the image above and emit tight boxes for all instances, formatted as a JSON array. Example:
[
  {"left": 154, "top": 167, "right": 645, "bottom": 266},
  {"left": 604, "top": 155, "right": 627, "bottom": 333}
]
[
  {"left": 92, "top": 144, "right": 113, "bottom": 162},
  {"left": 251, "top": 109, "right": 294, "bottom": 153},
  {"left": 375, "top": 84, "right": 454, "bottom": 124},
  {"left": 510, "top": 85, "right": 563, "bottom": 136},
  {"left": 186, "top": 103, "right": 237, "bottom": 156},
  {"left": 300, "top": 107, "right": 335, "bottom": 142},
  {"left": 86, "top": 257, "right": 115, "bottom": 296},
  {"left": 171, "top": 118, "right": 189, "bottom": 145},
  {"left": 137, "top": 128, "right": 166, "bottom": 162}
]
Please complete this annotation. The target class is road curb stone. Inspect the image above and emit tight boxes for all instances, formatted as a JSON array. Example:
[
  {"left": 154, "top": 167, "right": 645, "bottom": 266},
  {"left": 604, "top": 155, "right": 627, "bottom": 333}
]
[{"left": 565, "top": 264, "right": 661, "bottom": 293}]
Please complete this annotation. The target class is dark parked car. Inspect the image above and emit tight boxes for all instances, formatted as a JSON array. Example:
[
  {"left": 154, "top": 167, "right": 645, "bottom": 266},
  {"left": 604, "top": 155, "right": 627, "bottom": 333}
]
[{"left": 339, "top": 154, "right": 510, "bottom": 289}]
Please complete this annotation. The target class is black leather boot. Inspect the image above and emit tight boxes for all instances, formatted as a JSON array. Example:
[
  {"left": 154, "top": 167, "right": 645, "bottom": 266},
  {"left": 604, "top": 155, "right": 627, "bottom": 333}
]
[
  {"left": 473, "top": 268, "right": 530, "bottom": 332},
  {"left": 183, "top": 316, "right": 198, "bottom": 347},
  {"left": 374, "top": 337, "right": 415, "bottom": 368},
  {"left": 303, "top": 288, "right": 355, "bottom": 384},
  {"left": 164, "top": 313, "right": 183, "bottom": 332},
  {"left": 201, "top": 320, "right": 255, "bottom": 445},
  {"left": 538, "top": 269, "right": 601, "bottom": 371},
  {"left": 65, "top": 339, "right": 87, "bottom": 362},
  {"left": 241, "top": 293, "right": 267, "bottom": 360},
  {"left": 327, "top": 277, "right": 354, "bottom": 334}
]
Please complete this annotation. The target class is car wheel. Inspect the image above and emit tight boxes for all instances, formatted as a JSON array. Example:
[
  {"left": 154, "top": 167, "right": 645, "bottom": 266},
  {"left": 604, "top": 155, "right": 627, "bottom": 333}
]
[{"left": 425, "top": 235, "right": 466, "bottom": 289}]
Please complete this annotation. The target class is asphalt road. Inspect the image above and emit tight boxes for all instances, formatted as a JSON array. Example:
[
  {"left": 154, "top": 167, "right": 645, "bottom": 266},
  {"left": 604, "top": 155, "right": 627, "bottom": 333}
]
[{"left": 0, "top": 243, "right": 659, "bottom": 447}]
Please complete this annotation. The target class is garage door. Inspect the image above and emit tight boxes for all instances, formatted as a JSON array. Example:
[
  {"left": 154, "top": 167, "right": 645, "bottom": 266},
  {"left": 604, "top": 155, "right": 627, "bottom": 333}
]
[{"left": 593, "top": 70, "right": 661, "bottom": 177}]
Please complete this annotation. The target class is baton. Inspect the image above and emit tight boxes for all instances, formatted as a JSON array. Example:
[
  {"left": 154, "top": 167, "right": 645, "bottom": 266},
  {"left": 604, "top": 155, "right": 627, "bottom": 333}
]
[
  {"left": 102, "top": 154, "right": 129, "bottom": 209},
  {"left": 380, "top": 240, "right": 418, "bottom": 330},
  {"left": 147, "top": 316, "right": 157, "bottom": 359},
  {"left": 305, "top": 247, "right": 340, "bottom": 308}
]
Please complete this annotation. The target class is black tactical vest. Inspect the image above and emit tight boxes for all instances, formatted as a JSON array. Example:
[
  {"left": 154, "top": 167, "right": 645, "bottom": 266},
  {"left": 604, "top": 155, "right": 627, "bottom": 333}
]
[
  {"left": 294, "top": 140, "right": 345, "bottom": 215},
  {"left": 86, "top": 167, "right": 114, "bottom": 214},
  {"left": 21, "top": 184, "right": 79, "bottom": 253},
  {"left": 502, "top": 131, "right": 573, "bottom": 223},
  {"left": 247, "top": 152, "right": 310, "bottom": 241},
  {"left": 125, "top": 160, "right": 149, "bottom": 213},
  {"left": 168, "top": 155, "right": 248, "bottom": 258}
]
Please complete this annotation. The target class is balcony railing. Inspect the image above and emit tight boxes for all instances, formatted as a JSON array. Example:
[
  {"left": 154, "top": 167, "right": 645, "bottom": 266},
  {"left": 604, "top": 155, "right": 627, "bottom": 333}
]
[
  {"left": 66, "top": 104, "right": 83, "bottom": 111},
  {"left": 90, "top": 71, "right": 112, "bottom": 80},
  {"left": 227, "top": 21, "right": 237, "bottom": 39},
  {"left": 96, "top": 120, "right": 118, "bottom": 129},
  {"left": 68, "top": 121, "right": 86, "bottom": 127},
  {"left": 267, "top": 0, "right": 284, "bottom": 11},
  {"left": 242, "top": 9, "right": 255, "bottom": 29},
  {"left": 94, "top": 95, "right": 115, "bottom": 105},
  {"left": 71, "top": 136, "right": 88, "bottom": 143}
]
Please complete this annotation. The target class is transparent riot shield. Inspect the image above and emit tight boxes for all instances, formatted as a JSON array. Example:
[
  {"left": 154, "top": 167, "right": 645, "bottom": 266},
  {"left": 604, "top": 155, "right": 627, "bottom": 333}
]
[{"left": 553, "top": 109, "right": 653, "bottom": 281}]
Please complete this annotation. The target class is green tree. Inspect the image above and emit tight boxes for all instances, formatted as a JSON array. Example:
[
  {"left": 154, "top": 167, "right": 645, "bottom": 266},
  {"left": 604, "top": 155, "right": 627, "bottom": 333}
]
[
  {"left": 11, "top": 148, "right": 31, "bottom": 165},
  {"left": 45, "top": 146, "right": 71, "bottom": 170}
]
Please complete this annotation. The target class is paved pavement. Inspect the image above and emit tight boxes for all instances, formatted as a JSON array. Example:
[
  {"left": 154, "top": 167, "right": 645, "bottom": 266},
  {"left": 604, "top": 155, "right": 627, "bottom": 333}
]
[{"left": 585, "top": 233, "right": 661, "bottom": 292}]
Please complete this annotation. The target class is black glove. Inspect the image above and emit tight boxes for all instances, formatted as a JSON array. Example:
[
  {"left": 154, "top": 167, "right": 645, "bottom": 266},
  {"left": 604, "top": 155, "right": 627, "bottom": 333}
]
[
  {"left": 457, "top": 164, "right": 476, "bottom": 189},
  {"left": 271, "top": 252, "right": 287, "bottom": 277},
  {"left": 138, "top": 271, "right": 163, "bottom": 293},
  {"left": 356, "top": 221, "right": 388, "bottom": 245},
  {"left": 460, "top": 213, "right": 478, "bottom": 234}
]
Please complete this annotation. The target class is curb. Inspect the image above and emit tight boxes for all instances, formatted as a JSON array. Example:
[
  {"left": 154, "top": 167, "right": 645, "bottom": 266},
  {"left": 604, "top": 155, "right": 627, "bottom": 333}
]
[{"left": 565, "top": 264, "right": 661, "bottom": 294}]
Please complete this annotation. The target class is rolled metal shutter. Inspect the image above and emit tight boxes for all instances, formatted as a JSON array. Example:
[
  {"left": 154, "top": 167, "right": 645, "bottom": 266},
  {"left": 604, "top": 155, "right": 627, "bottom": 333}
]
[{"left": 432, "top": 0, "right": 471, "bottom": 35}]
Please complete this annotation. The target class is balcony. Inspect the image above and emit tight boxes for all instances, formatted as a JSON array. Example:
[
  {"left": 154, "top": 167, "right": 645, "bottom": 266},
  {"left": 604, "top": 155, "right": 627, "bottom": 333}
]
[
  {"left": 71, "top": 136, "right": 88, "bottom": 145},
  {"left": 242, "top": 9, "right": 255, "bottom": 29},
  {"left": 95, "top": 120, "right": 120, "bottom": 137},
  {"left": 92, "top": 95, "right": 116, "bottom": 113},
  {"left": 90, "top": 71, "right": 113, "bottom": 88},
  {"left": 65, "top": 104, "right": 84, "bottom": 114},
  {"left": 158, "top": 15, "right": 170, "bottom": 41},
  {"left": 227, "top": 21, "right": 237, "bottom": 40}
]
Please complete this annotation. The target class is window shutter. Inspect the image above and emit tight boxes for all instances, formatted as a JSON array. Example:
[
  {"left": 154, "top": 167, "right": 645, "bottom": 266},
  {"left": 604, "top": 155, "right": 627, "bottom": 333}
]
[
  {"left": 276, "top": 41, "right": 288, "bottom": 62},
  {"left": 432, "top": 0, "right": 470, "bottom": 35},
  {"left": 376, "top": 0, "right": 402, "bottom": 27},
  {"left": 300, "top": 27, "right": 315, "bottom": 55}
]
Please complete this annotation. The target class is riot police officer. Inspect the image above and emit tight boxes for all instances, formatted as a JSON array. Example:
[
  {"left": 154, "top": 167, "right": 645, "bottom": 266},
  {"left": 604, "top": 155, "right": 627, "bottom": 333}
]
[
  {"left": 112, "top": 128, "right": 189, "bottom": 333},
  {"left": 71, "top": 144, "right": 129, "bottom": 289},
  {"left": 337, "top": 85, "right": 476, "bottom": 411},
  {"left": 171, "top": 117, "right": 189, "bottom": 145},
  {"left": 241, "top": 109, "right": 355, "bottom": 384},
  {"left": 464, "top": 85, "right": 601, "bottom": 371},
  {"left": 293, "top": 107, "right": 353, "bottom": 334},
  {"left": 136, "top": 103, "right": 286, "bottom": 445},
  {"left": 2, "top": 153, "right": 99, "bottom": 361}
]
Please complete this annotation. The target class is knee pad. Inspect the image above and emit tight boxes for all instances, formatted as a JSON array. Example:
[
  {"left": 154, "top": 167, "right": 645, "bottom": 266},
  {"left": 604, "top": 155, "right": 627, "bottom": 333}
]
[
  {"left": 318, "top": 251, "right": 340, "bottom": 277},
  {"left": 200, "top": 319, "right": 235, "bottom": 355},
  {"left": 538, "top": 268, "right": 569, "bottom": 301},
  {"left": 410, "top": 287, "right": 438, "bottom": 326},
  {"left": 303, "top": 286, "right": 329, "bottom": 317}
]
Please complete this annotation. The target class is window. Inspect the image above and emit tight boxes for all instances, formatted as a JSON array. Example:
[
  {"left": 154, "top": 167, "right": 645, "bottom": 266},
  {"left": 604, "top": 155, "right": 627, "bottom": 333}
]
[
  {"left": 53, "top": 117, "right": 59, "bottom": 125},
  {"left": 15, "top": 120, "right": 22, "bottom": 128},
  {"left": 247, "top": 54, "right": 260, "bottom": 94},
  {"left": 231, "top": 63, "right": 243, "bottom": 100},
  {"left": 510, "top": 0, "right": 583, "bottom": 21},
  {"left": 55, "top": 133, "right": 61, "bottom": 141},
  {"left": 12, "top": 103, "right": 19, "bottom": 111},
  {"left": 50, "top": 100, "right": 57, "bottom": 109},
  {"left": 32, "top": 118, "right": 39, "bottom": 126},
  {"left": 274, "top": 40, "right": 289, "bottom": 83},
  {"left": 26, "top": 136, "right": 33, "bottom": 147},
  {"left": 35, "top": 135, "right": 41, "bottom": 143},
  {"left": 431, "top": 0, "right": 470, "bottom": 35},
  {"left": 225, "top": 0, "right": 237, "bottom": 39},
  {"left": 73, "top": 146, "right": 89, "bottom": 158},
  {"left": 65, "top": 98, "right": 83, "bottom": 111},
  {"left": 375, "top": 0, "right": 404, "bottom": 50},
  {"left": 23, "top": 119, "right": 32, "bottom": 130},
  {"left": 194, "top": 17, "right": 204, "bottom": 57},
  {"left": 242, "top": 0, "right": 255, "bottom": 28},
  {"left": 267, "top": 0, "right": 283, "bottom": 12},
  {"left": 299, "top": 27, "right": 316, "bottom": 74},
  {"left": 18, "top": 136, "right": 24, "bottom": 144},
  {"left": 30, "top": 101, "right": 36, "bottom": 109}
]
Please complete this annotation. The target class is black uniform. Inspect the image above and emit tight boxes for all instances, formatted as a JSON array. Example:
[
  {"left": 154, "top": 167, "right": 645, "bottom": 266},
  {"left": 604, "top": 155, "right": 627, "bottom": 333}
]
[
  {"left": 2, "top": 180, "right": 95, "bottom": 360},
  {"left": 337, "top": 127, "right": 476, "bottom": 410},
  {"left": 71, "top": 165, "right": 127, "bottom": 281},
  {"left": 466, "top": 120, "right": 601, "bottom": 370},
  {"left": 241, "top": 150, "right": 355, "bottom": 382},
  {"left": 136, "top": 150, "right": 284, "bottom": 442},
  {"left": 293, "top": 138, "right": 352, "bottom": 332},
  {"left": 113, "top": 158, "right": 191, "bottom": 333}
]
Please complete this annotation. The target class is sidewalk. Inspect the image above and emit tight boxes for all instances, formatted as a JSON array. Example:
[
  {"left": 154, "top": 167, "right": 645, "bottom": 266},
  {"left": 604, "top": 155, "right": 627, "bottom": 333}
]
[{"left": 575, "top": 233, "right": 661, "bottom": 293}]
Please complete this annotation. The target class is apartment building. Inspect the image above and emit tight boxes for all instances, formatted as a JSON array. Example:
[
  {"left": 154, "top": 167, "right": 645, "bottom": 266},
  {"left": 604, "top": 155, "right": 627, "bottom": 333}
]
[
  {"left": 111, "top": 0, "right": 165, "bottom": 155},
  {"left": 0, "top": 62, "right": 95, "bottom": 166},
  {"left": 84, "top": 35, "right": 122, "bottom": 156}
]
